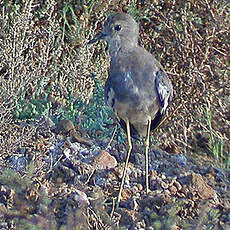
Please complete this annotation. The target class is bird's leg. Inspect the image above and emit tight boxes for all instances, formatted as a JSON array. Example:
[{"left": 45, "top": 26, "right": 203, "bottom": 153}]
[
  {"left": 145, "top": 119, "right": 151, "bottom": 194},
  {"left": 117, "top": 120, "right": 132, "bottom": 208}
]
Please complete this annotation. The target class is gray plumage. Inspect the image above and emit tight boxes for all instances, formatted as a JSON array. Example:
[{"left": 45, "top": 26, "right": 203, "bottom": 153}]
[{"left": 90, "top": 12, "right": 173, "bottom": 137}]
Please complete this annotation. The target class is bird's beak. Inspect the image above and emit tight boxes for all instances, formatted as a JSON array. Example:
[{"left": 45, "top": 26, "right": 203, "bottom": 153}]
[{"left": 88, "top": 32, "right": 106, "bottom": 44}]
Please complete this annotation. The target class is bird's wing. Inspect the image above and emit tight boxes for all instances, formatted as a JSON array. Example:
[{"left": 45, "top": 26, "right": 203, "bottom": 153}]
[
  {"left": 104, "top": 75, "right": 141, "bottom": 140},
  {"left": 105, "top": 70, "right": 140, "bottom": 108},
  {"left": 155, "top": 70, "right": 173, "bottom": 113}
]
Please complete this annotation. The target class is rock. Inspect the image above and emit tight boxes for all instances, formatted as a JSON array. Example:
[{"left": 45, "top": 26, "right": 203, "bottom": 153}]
[
  {"left": 74, "top": 189, "right": 90, "bottom": 206},
  {"left": 55, "top": 119, "right": 75, "bottom": 134},
  {"left": 179, "top": 173, "right": 215, "bottom": 200},
  {"left": 92, "top": 150, "right": 117, "bottom": 170},
  {"left": 55, "top": 119, "right": 92, "bottom": 146},
  {"left": 191, "top": 173, "right": 215, "bottom": 199}
]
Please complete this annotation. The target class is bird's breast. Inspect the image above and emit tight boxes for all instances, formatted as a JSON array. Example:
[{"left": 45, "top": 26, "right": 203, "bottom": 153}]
[{"left": 113, "top": 96, "right": 160, "bottom": 136}]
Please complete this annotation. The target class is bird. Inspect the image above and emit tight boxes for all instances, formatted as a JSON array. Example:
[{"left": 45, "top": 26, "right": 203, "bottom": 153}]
[{"left": 89, "top": 12, "right": 173, "bottom": 207}]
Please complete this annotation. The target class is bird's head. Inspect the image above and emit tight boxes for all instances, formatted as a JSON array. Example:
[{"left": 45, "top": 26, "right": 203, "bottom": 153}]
[{"left": 89, "top": 12, "right": 139, "bottom": 52}]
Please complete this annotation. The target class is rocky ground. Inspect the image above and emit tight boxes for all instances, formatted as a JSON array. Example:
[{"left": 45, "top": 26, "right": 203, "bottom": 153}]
[{"left": 0, "top": 118, "right": 229, "bottom": 229}]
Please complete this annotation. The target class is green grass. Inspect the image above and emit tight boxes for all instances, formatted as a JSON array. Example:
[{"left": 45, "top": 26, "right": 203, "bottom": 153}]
[
  {"left": 204, "top": 103, "right": 230, "bottom": 168},
  {"left": 14, "top": 78, "right": 52, "bottom": 120}
]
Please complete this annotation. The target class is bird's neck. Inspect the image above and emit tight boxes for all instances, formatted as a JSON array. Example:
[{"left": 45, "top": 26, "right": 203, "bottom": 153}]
[{"left": 108, "top": 40, "right": 137, "bottom": 58}]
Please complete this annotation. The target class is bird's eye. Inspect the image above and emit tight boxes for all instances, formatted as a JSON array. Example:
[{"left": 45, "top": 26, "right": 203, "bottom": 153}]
[{"left": 114, "top": 25, "right": 121, "bottom": 31}]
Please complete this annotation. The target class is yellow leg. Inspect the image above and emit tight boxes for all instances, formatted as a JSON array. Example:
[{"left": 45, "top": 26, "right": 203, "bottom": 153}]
[
  {"left": 145, "top": 119, "right": 151, "bottom": 194},
  {"left": 117, "top": 120, "right": 132, "bottom": 208}
]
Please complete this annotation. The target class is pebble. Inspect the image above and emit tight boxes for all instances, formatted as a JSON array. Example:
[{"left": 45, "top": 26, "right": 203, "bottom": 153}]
[{"left": 92, "top": 150, "right": 117, "bottom": 170}]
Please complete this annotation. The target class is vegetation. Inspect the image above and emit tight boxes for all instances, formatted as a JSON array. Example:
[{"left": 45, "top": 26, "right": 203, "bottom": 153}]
[{"left": 0, "top": 0, "right": 229, "bottom": 229}]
